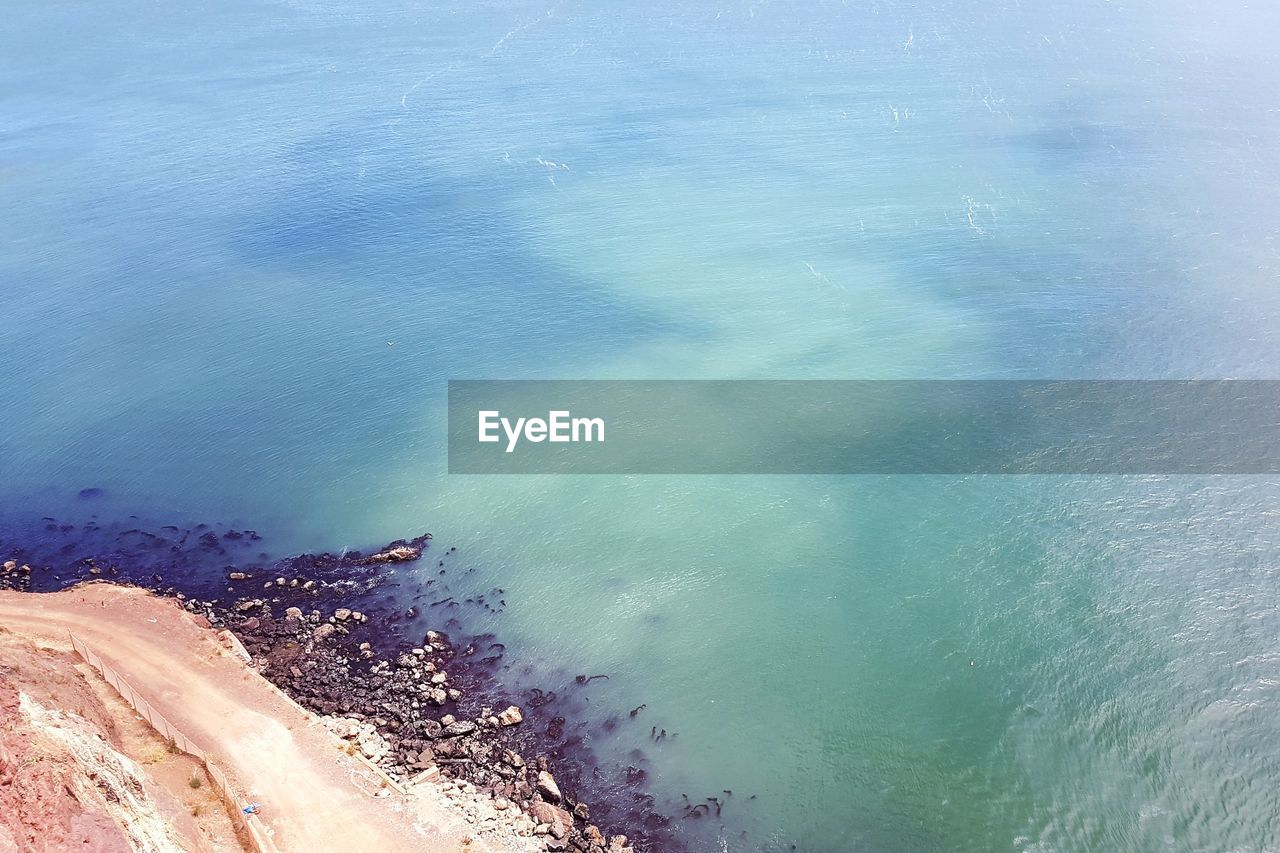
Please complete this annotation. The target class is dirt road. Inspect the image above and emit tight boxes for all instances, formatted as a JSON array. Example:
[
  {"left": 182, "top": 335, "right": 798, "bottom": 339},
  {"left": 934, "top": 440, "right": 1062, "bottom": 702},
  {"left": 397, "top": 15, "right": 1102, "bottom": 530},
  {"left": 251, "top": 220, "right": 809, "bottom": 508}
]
[{"left": 0, "top": 585, "right": 474, "bottom": 853}]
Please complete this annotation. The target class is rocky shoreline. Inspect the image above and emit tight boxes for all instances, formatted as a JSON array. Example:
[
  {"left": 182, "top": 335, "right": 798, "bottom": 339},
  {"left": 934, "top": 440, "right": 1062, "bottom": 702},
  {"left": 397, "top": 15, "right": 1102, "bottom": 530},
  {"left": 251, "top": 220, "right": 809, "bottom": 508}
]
[
  {"left": 195, "top": 558, "right": 628, "bottom": 852},
  {"left": 0, "top": 519, "right": 687, "bottom": 852}
]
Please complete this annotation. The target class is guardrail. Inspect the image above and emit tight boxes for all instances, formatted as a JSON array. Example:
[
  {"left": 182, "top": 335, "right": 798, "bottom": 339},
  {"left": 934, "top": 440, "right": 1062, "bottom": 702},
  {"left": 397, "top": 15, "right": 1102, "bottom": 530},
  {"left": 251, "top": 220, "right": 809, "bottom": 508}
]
[{"left": 68, "top": 631, "right": 279, "bottom": 853}]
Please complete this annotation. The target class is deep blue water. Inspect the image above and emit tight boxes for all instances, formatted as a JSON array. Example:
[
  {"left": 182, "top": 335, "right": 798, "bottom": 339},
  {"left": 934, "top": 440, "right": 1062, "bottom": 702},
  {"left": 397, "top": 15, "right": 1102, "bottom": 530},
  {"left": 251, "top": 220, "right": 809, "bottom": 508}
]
[{"left": 4, "top": 1, "right": 1280, "bottom": 850}]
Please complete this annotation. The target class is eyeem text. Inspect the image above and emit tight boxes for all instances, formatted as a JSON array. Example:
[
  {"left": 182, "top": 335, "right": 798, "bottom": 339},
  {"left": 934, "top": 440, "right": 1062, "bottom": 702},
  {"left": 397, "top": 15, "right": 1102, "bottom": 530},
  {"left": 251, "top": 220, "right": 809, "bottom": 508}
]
[{"left": 477, "top": 410, "right": 605, "bottom": 453}]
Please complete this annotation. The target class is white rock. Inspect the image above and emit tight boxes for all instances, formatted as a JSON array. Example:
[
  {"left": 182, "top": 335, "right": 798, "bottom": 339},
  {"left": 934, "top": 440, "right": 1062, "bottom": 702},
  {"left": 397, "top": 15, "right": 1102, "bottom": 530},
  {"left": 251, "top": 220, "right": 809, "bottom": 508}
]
[
  {"left": 537, "top": 770, "right": 562, "bottom": 802},
  {"left": 496, "top": 705, "right": 524, "bottom": 726}
]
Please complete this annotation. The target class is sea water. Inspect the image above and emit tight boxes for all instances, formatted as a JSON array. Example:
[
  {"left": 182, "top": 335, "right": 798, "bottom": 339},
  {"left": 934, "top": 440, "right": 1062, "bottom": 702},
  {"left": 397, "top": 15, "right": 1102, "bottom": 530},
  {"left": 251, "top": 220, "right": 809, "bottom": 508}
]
[{"left": 3, "top": 0, "right": 1280, "bottom": 849}]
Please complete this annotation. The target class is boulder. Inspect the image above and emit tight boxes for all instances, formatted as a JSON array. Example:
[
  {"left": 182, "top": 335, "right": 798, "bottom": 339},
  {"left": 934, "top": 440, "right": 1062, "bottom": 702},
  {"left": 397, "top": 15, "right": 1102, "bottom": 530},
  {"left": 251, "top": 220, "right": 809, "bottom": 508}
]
[
  {"left": 537, "top": 770, "right": 562, "bottom": 803},
  {"left": 441, "top": 721, "right": 477, "bottom": 738},
  {"left": 364, "top": 546, "right": 422, "bottom": 564},
  {"left": 528, "top": 801, "right": 573, "bottom": 837},
  {"left": 497, "top": 705, "right": 524, "bottom": 726}
]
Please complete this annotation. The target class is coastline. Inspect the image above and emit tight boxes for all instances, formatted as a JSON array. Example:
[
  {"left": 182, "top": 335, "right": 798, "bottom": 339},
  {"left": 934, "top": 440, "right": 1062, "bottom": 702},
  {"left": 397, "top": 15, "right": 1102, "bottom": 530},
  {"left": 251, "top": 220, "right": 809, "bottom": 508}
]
[{"left": 0, "top": 518, "right": 674, "bottom": 852}]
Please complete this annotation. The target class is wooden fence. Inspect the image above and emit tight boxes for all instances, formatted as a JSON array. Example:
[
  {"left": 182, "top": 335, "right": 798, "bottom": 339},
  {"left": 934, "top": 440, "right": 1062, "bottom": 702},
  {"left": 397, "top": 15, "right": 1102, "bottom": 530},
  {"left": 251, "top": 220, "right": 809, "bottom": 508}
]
[{"left": 68, "top": 632, "right": 279, "bottom": 853}]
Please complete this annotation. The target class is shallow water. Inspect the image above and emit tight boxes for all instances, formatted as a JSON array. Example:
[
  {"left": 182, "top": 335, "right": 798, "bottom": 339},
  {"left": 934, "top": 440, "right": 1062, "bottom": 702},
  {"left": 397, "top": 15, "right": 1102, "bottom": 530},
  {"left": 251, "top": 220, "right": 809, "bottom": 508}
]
[{"left": 4, "top": 0, "right": 1280, "bottom": 849}]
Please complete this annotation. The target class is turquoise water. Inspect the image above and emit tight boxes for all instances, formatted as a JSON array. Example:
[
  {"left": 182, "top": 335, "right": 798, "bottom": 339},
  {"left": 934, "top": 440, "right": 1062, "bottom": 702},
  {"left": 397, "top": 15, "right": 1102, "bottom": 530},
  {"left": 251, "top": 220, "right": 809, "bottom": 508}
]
[{"left": 4, "top": 0, "right": 1280, "bottom": 849}]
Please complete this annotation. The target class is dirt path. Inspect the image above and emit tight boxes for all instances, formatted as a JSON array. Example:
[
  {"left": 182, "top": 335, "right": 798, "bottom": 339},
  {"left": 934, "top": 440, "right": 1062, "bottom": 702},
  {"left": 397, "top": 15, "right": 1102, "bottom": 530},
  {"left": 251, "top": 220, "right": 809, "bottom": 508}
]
[{"left": 0, "top": 585, "right": 468, "bottom": 853}]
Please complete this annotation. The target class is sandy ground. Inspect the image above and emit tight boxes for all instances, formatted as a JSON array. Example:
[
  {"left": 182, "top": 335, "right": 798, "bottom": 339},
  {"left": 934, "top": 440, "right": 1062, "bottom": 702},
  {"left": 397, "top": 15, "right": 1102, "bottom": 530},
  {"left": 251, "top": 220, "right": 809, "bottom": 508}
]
[{"left": 0, "top": 585, "right": 528, "bottom": 853}]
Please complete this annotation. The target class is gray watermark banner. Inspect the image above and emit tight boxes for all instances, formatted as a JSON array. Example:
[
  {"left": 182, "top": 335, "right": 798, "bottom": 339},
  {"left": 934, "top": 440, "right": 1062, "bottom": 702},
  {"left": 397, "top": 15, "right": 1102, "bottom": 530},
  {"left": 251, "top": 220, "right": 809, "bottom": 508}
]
[{"left": 447, "top": 380, "right": 1280, "bottom": 474}]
